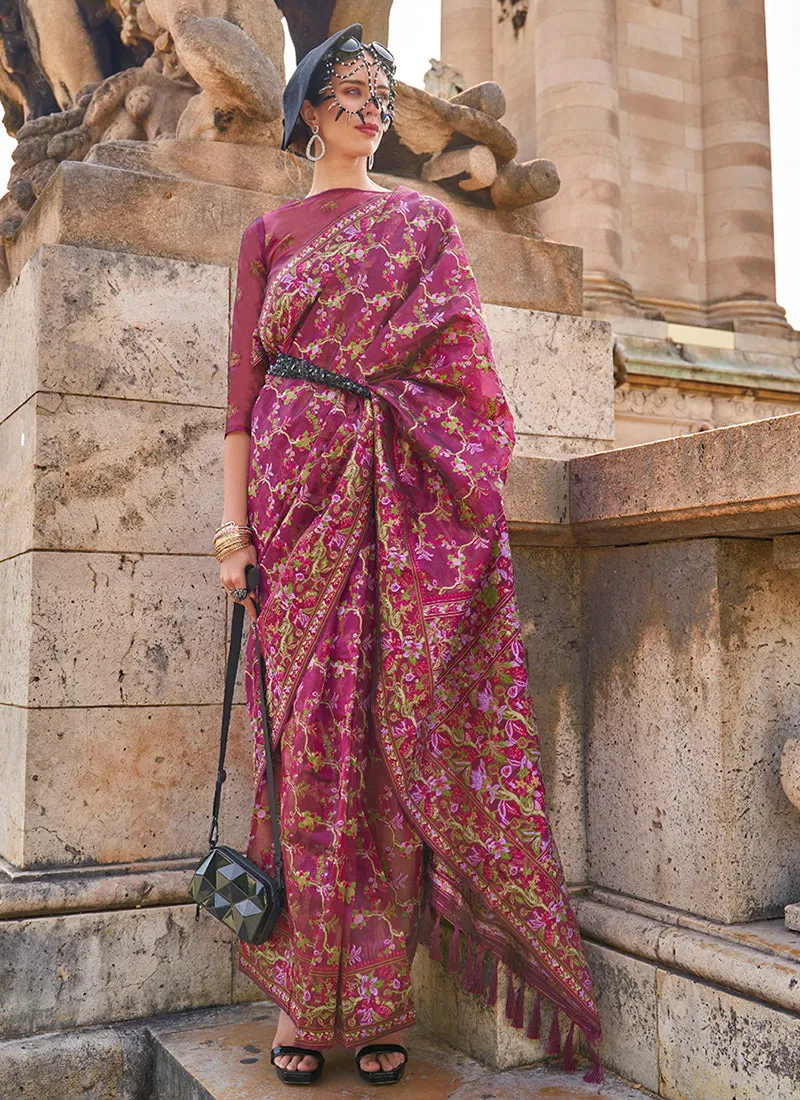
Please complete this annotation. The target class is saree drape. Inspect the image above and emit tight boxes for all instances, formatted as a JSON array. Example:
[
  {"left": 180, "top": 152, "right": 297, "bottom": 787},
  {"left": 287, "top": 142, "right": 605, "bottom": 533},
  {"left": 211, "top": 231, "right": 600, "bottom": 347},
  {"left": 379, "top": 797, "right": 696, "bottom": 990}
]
[{"left": 224, "top": 183, "right": 603, "bottom": 1081}]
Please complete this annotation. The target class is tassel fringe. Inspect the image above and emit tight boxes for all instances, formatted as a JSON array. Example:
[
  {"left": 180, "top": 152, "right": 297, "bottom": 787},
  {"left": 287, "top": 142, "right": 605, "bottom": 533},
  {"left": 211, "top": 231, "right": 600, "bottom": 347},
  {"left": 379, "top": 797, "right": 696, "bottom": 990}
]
[
  {"left": 419, "top": 903, "right": 433, "bottom": 948},
  {"left": 422, "top": 906, "right": 604, "bottom": 1083},
  {"left": 526, "top": 990, "right": 541, "bottom": 1039},
  {"left": 472, "top": 947, "right": 486, "bottom": 994},
  {"left": 505, "top": 971, "right": 516, "bottom": 1021},
  {"left": 583, "top": 1047, "right": 605, "bottom": 1084},
  {"left": 447, "top": 924, "right": 461, "bottom": 972},
  {"left": 512, "top": 978, "right": 525, "bottom": 1028},
  {"left": 562, "top": 1020, "right": 576, "bottom": 1071},
  {"left": 545, "top": 1007, "right": 561, "bottom": 1056},
  {"left": 460, "top": 934, "right": 473, "bottom": 992}
]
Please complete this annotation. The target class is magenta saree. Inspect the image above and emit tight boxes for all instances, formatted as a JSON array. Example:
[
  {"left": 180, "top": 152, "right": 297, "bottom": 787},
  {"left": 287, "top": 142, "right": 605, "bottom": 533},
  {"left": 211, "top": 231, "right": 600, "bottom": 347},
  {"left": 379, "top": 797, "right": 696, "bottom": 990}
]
[{"left": 224, "top": 184, "right": 603, "bottom": 1081}]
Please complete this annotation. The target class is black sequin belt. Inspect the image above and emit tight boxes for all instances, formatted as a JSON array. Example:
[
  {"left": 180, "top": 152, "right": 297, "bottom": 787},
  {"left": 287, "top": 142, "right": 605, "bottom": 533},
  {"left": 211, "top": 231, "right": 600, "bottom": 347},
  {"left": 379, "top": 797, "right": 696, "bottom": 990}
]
[{"left": 267, "top": 351, "right": 372, "bottom": 399}]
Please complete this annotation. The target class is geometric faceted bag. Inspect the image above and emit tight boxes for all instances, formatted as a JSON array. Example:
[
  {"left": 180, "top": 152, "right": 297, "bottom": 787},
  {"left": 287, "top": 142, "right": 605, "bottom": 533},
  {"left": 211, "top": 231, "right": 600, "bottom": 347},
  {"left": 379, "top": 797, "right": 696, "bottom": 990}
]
[{"left": 188, "top": 563, "right": 285, "bottom": 945}]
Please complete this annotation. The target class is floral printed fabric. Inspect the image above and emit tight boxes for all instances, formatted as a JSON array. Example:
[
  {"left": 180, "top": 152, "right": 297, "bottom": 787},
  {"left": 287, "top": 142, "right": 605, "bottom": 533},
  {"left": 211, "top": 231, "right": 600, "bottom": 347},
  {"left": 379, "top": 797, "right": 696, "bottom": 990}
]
[{"left": 225, "top": 185, "right": 603, "bottom": 1080}]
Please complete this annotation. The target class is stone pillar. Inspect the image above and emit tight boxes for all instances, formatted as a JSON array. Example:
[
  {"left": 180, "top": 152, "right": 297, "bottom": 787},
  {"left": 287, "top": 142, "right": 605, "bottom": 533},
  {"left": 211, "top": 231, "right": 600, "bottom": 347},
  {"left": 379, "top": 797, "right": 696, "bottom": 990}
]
[
  {"left": 699, "top": 0, "right": 790, "bottom": 334},
  {"left": 532, "top": 0, "right": 638, "bottom": 314},
  {"left": 441, "top": 0, "right": 495, "bottom": 87}
]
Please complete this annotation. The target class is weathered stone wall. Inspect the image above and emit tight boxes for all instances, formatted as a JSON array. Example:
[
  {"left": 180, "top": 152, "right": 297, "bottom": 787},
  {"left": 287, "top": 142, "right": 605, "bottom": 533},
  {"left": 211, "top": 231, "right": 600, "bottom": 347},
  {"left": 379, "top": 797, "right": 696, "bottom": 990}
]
[{"left": 584, "top": 537, "right": 800, "bottom": 923}]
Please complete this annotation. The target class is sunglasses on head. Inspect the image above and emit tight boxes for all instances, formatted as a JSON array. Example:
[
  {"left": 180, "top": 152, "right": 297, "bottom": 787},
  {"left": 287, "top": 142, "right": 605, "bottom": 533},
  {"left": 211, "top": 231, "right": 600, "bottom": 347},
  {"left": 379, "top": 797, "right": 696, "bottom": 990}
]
[{"left": 335, "top": 37, "right": 395, "bottom": 68}]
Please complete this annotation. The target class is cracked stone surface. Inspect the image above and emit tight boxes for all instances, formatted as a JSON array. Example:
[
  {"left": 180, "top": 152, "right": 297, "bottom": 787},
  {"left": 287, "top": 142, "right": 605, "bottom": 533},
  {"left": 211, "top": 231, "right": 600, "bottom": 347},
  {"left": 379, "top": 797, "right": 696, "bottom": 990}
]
[
  {"left": 0, "top": 551, "right": 225, "bottom": 710},
  {"left": 10, "top": 703, "right": 252, "bottom": 867},
  {"left": 0, "top": 904, "right": 236, "bottom": 1040},
  {"left": 0, "top": 245, "right": 229, "bottom": 424}
]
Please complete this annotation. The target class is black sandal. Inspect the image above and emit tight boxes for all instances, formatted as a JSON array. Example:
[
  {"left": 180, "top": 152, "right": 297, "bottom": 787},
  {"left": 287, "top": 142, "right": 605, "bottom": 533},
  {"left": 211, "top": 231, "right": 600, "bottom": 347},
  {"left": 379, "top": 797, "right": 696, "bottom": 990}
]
[
  {"left": 270, "top": 1044, "right": 325, "bottom": 1085},
  {"left": 355, "top": 1043, "right": 408, "bottom": 1085}
]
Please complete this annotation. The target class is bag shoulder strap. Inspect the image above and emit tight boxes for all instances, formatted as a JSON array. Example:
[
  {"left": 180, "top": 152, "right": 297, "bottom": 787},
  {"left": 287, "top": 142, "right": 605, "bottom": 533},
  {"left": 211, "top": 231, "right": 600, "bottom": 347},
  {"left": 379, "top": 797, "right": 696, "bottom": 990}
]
[{"left": 209, "top": 564, "right": 284, "bottom": 893}]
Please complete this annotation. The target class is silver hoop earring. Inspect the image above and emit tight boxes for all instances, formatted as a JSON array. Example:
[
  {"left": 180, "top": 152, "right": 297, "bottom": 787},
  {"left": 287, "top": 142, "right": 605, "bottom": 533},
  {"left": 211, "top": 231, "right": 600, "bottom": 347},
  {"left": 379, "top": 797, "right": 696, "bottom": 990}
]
[
  {"left": 368, "top": 152, "right": 374, "bottom": 170},
  {"left": 306, "top": 124, "right": 326, "bottom": 161}
]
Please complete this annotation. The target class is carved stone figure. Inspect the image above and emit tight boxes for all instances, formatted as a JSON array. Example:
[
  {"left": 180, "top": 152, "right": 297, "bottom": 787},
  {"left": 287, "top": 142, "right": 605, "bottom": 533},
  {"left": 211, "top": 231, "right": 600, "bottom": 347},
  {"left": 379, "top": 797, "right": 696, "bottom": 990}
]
[{"left": 0, "top": 0, "right": 560, "bottom": 248}]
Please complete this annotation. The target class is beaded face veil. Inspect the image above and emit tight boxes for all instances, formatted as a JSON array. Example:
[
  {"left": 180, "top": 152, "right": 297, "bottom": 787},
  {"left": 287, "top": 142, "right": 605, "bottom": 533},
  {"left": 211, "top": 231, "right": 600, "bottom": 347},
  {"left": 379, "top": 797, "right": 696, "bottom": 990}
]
[{"left": 315, "top": 36, "right": 397, "bottom": 131}]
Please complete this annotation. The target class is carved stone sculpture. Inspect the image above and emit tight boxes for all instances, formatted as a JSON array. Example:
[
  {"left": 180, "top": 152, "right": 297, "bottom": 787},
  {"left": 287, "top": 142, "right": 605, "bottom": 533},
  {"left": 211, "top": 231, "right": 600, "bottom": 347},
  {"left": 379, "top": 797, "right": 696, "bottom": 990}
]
[{"left": 0, "top": 0, "right": 560, "bottom": 249}]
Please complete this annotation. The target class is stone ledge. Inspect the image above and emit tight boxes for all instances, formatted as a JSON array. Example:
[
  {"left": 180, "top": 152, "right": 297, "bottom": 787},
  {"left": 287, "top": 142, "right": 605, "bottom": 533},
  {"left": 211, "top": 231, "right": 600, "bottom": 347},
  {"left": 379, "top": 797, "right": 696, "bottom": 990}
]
[
  {"left": 616, "top": 330, "right": 800, "bottom": 396},
  {"left": 0, "top": 856, "right": 199, "bottom": 918},
  {"left": 0, "top": 1000, "right": 654, "bottom": 1099},
  {"left": 6, "top": 397, "right": 794, "bottom": 552},
  {"left": 568, "top": 411, "right": 800, "bottom": 545},
  {"left": 574, "top": 889, "right": 800, "bottom": 1016},
  {"left": 4, "top": 160, "right": 583, "bottom": 315},
  {"left": 0, "top": 903, "right": 238, "bottom": 1040}
]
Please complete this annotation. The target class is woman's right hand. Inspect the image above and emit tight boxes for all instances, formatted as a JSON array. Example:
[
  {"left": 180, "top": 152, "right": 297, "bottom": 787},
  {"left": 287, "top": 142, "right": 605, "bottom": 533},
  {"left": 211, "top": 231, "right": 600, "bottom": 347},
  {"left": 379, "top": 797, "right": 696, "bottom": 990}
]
[{"left": 220, "top": 543, "right": 259, "bottom": 622}]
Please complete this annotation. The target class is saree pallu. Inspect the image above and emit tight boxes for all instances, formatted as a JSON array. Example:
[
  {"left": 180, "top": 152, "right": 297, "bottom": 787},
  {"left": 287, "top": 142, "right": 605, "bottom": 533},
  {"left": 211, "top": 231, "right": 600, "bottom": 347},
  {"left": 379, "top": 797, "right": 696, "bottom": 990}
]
[{"left": 224, "top": 184, "right": 603, "bottom": 1081}]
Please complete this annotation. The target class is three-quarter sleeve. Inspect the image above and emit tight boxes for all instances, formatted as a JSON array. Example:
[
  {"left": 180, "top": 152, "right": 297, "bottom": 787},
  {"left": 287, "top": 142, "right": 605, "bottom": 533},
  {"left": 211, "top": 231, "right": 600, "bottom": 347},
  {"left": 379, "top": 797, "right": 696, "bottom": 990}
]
[{"left": 225, "top": 217, "right": 269, "bottom": 436}]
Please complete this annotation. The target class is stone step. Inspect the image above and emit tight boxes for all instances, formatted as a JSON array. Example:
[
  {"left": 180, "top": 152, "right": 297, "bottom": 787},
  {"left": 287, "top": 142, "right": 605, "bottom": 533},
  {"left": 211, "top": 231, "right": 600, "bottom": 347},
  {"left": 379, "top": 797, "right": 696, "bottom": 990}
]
[{"left": 148, "top": 1002, "right": 655, "bottom": 1099}]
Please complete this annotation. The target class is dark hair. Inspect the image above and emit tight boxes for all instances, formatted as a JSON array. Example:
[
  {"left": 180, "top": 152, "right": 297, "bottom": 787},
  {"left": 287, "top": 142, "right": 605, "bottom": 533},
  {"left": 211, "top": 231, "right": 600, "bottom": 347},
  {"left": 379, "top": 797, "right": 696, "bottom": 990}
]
[{"left": 286, "top": 58, "right": 330, "bottom": 158}]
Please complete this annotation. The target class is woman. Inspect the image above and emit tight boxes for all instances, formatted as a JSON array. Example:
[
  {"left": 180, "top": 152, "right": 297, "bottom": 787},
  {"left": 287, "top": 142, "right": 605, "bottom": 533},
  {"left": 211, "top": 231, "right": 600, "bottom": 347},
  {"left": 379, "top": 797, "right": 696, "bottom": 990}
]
[{"left": 217, "top": 23, "right": 604, "bottom": 1088}]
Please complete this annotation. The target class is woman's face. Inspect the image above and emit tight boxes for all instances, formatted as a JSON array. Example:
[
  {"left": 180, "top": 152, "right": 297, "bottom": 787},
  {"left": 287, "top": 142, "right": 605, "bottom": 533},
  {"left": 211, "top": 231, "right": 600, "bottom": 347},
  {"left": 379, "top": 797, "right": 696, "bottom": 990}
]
[{"left": 301, "top": 53, "right": 392, "bottom": 160}]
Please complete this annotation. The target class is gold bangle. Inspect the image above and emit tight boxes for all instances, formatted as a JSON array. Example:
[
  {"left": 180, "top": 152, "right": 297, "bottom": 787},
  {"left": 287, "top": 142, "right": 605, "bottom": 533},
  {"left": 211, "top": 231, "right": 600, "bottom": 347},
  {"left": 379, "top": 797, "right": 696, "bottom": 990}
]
[
  {"left": 213, "top": 527, "right": 253, "bottom": 544},
  {"left": 213, "top": 531, "right": 252, "bottom": 545},
  {"left": 214, "top": 542, "right": 252, "bottom": 563},
  {"left": 213, "top": 535, "right": 252, "bottom": 555},
  {"left": 213, "top": 531, "right": 252, "bottom": 547},
  {"left": 215, "top": 520, "right": 252, "bottom": 539}
]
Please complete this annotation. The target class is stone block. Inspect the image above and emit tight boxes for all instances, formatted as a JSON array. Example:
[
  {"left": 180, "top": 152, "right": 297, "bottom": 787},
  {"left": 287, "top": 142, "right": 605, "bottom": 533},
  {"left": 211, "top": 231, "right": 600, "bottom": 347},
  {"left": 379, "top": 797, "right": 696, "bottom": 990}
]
[
  {"left": 485, "top": 306, "right": 614, "bottom": 454},
  {"left": 0, "top": 552, "right": 33, "bottom": 708},
  {"left": 570, "top": 412, "right": 800, "bottom": 545},
  {"left": 0, "top": 1024, "right": 149, "bottom": 1100},
  {"left": 510, "top": 546, "right": 586, "bottom": 883},
  {"left": 0, "top": 904, "right": 234, "bottom": 1040},
  {"left": 0, "top": 244, "right": 229, "bottom": 425},
  {"left": 0, "top": 393, "right": 225, "bottom": 560},
  {"left": 0, "top": 253, "right": 38, "bottom": 421},
  {"left": 582, "top": 942, "right": 659, "bottom": 1094},
  {"left": 584, "top": 538, "right": 800, "bottom": 922},
  {"left": 411, "top": 946, "right": 559, "bottom": 1069},
  {"left": 502, "top": 454, "right": 571, "bottom": 547},
  {"left": 716, "top": 540, "right": 800, "bottom": 917},
  {"left": 774, "top": 534, "right": 800, "bottom": 570},
  {"left": 584, "top": 539, "right": 727, "bottom": 917},
  {"left": 13, "top": 704, "right": 252, "bottom": 868},
  {"left": 0, "top": 551, "right": 225, "bottom": 710},
  {"left": 657, "top": 970, "right": 800, "bottom": 1099},
  {"left": 0, "top": 705, "right": 27, "bottom": 867},
  {"left": 627, "top": 67, "right": 685, "bottom": 102},
  {"left": 603, "top": 312, "right": 670, "bottom": 340},
  {"left": 0, "top": 398, "right": 35, "bottom": 559},
  {"left": 626, "top": 21, "right": 684, "bottom": 58}
]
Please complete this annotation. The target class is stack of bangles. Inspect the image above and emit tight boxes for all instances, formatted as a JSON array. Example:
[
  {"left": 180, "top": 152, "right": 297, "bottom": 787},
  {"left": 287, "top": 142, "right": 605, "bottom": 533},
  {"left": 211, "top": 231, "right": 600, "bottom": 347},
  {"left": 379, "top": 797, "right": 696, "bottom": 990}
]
[{"left": 213, "top": 521, "right": 253, "bottom": 602}]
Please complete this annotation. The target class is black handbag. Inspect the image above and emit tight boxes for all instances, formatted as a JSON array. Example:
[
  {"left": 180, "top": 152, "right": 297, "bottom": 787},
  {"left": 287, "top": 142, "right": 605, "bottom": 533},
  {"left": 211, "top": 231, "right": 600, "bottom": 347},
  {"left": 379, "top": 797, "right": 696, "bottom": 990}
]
[{"left": 189, "top": 563, "right": 285, "bottom": 944}]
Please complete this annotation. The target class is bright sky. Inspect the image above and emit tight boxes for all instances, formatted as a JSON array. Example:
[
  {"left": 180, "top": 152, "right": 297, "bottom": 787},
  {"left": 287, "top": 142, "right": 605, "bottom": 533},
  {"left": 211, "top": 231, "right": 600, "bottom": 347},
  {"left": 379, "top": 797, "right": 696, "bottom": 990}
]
[{"left": 1, "top": 1, "right": 798, "bottom": 328}]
